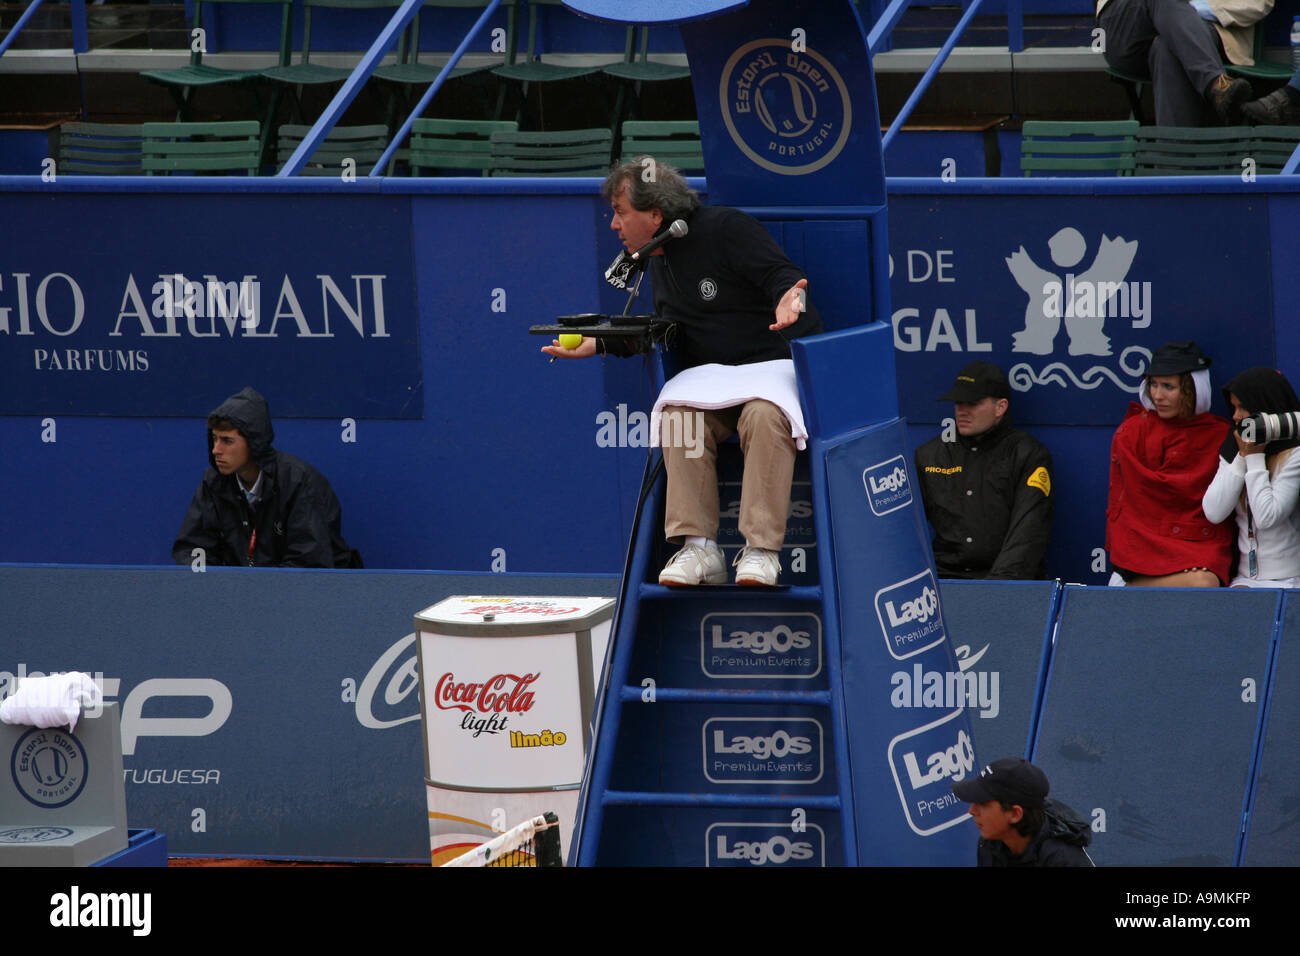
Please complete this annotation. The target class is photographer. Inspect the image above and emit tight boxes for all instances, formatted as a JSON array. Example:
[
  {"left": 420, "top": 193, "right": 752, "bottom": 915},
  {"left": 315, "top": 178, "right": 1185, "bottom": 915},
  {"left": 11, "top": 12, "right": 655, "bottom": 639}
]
[{"left": 1202, "top": 367, "right": 1300, "bottom": 587}]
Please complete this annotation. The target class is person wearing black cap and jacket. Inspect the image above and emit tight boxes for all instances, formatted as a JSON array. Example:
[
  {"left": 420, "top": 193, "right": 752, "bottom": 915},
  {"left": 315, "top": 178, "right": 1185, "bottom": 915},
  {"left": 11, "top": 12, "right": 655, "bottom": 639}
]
[
  {"left": 952, "top": 757, "right": 1094, "bottom": 867},
  {"left": 914, "top": 361, "right": 1054, "bottom": 579},
  {"left": 1202, "top": 367, "right": 1300, "bottom": 588},
  {"left": 172, "top": 387, "right": 363, "bottom": 569},
  {"left": 1106, "top": 340, "right": 1232, "bottom": 586}
]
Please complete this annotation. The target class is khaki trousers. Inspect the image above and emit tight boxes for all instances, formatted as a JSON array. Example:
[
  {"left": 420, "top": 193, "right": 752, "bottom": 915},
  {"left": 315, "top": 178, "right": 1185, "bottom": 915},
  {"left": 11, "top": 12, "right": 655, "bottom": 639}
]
[{"left": 661, "top": 400, "right": 795, "bottom": 552}]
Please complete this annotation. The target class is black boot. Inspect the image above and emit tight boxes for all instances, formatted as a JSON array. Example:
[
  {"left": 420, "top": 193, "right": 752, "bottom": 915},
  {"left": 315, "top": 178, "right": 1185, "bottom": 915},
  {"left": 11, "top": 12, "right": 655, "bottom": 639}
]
[
  {"left": 1207, "top": 74, "right": 1252, "bottom": 125},
  {"left": 1242, "top": 84, "right": 1300, "bottom": 125}
]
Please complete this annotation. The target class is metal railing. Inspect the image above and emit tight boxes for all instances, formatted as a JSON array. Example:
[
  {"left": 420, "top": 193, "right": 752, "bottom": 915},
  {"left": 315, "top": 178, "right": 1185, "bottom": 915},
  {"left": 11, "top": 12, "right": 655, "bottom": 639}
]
[
  {"left": 0, "top": 0, "right": 88, "bottom": 58},
  {"left": 278, "top": 0, "right": 502, "bottom": 177},
  {"left": 875, "top": 0, "right": 989, "bottom": 153}
]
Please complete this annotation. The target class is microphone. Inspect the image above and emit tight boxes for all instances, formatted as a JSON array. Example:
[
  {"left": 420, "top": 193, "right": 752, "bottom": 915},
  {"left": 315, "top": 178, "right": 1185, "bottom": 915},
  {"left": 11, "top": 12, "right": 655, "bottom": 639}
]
[{"left": 631, "top": 219, "right": 688, "bottom": 260}]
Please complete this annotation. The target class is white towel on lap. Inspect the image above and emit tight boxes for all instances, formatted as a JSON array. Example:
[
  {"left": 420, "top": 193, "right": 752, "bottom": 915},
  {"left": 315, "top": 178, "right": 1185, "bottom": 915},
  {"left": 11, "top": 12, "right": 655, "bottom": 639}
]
[
  {"left": 0, "top": 672, "right": 103, "bottom": 731},
  {"left": 650, "top": 359, "right": 808, "bottom": 451}
]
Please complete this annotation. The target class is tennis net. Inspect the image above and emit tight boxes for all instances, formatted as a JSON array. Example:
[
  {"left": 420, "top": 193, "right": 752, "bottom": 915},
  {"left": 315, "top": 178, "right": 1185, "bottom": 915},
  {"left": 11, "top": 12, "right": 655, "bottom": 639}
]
[{"left": 440, "top": 811, "right": 562, "bottom": 867}]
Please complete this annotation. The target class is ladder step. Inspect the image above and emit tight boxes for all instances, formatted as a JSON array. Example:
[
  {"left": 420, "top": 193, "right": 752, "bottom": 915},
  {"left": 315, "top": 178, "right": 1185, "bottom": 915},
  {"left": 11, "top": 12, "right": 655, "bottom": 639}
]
[
  {"left": 619, "top": 686, "right": 832, "bottom": 705},
  {"left": 602, "top": 790, "right": 841, "bottom": 810},
  {"left": 638, "top": 583, "right": 824, "bottom": 602}
]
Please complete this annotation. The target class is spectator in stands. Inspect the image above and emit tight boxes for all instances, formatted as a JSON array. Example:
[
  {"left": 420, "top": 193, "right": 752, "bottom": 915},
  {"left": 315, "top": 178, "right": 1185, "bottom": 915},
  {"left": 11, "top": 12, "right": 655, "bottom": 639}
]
[
  {"left": 1096, "top": 0, "right": 1263, "bottom": 126},
  {"left": 952, "top": 758, "right": 1094, "bottom": 867},
  {"left": 914, "top": 361, "right": 1054, "bottom": 579},
  {"left": 1202, "top": 367, "right": 1300, "bottom": 587},
  {"left": 1106, "top": 341, "right": 1232, "bottom": 586},
  {"left": 1243, "top": 70, "right": 1300, "bottom": 124},
  {"left": 173, "top": 386, "right": 362, "bottom": 569}
]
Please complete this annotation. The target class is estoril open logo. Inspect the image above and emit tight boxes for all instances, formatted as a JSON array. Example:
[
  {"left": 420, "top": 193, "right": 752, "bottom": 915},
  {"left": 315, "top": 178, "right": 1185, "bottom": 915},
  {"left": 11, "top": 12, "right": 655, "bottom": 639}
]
[
  {"left": 703, "top": 717, "right": 823, "bottom": 785},
  {"left": 863, "top": 455, "right": 912, "bottom": 516},
  {"left": 706, "top": 822, "right": 825, "bottom": 867},
  {"left": 887, "top": 709, "right": 975, "bottom": 836},
  {"left": 719, "top": 40, "right": 852, "bottom": 176},
  {"left": 874, "top": 570, "right": 947, "bottom": 660},
  {"left": 701, "top": 612, "right": 822, "bottom": 679},
  {"left": 10, "top": 728, "right": 88, "bottom": 809}
]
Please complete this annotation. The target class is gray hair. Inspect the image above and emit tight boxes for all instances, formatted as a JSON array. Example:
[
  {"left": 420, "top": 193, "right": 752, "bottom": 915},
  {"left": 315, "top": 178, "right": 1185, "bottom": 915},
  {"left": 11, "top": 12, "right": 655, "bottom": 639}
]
[{"left": 602, "top": 156, "right": 700, "bottom": 223}]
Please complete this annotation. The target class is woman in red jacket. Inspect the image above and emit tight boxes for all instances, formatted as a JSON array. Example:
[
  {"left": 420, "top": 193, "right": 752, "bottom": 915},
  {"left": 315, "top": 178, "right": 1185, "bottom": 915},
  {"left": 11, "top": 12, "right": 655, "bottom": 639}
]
[{"left": 1106, "top": 340, "right": 1233, "bottom": 587}]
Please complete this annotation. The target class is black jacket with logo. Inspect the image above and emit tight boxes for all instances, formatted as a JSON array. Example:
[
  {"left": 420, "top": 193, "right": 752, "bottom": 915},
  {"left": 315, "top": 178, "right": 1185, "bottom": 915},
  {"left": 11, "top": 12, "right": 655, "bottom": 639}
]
[
  {"left": 977, "top": 799, "right": 1095, "bottom": 867},
  {"left": 914, "top": 416, "right": 1053, "bottom": 579},
  {"left": 172, "top": 387, "right": 362, "bottom": 568},
  {"left": 605, "top": 205, "right": 822, "bottom": 367}
]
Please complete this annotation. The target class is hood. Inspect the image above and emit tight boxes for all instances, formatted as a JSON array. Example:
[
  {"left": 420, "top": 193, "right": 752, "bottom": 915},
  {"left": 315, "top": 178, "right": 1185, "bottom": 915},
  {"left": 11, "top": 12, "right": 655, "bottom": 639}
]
[
  {"left": 1042, "top": 798, "right": 1092, "bottom": 848},
  {"left": 207, "top": 387, "right": 275, "bottom": 469}
]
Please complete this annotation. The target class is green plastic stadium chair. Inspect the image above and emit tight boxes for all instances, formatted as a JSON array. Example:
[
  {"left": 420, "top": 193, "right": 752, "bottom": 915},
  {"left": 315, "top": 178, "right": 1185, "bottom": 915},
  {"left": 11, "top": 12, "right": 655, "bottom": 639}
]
[
  {"left": 1226, "top": 25, "right": 1294, "bottom": 83},
  {"left": 409, "top": 118, "right": 518, "bottom": 175},
  {"left": 1020, "top": 120, "right": 1138, "bottom": 176},
  {"left": 142, "top": 121, "right": 262, "bottom": 176},
  {"left": 139, "top": 0, "right": 292, "bottom": 121},
  {"left": 1247, "top": 125, "right": 1300, "bottom": 173},
  {"left": 488, "top": 127, "right": 613, "bottom": 176},
  {"left": 1107, "top": 67, "right": 1148, "bottom": 125},
  {"left": 276, "top": 123, "right": 389, "bottom": 176},
  {"left": 492, "top": 0, "right": 619, "bottom": 124},
  {"left": 1133, "top": 125, "right": 1254, "bottom": 175},
  {"left": 57, "top": 122, "right": 144, "bottom": 175},
  {"left": 603, "top": 26, "right": 692, "bottom": 125},
  {"left": 619, "top": 120, "right": 703, "bottom": 175},
  {"left": 262, "top": 0, "right": 404, "bottom": 123}
]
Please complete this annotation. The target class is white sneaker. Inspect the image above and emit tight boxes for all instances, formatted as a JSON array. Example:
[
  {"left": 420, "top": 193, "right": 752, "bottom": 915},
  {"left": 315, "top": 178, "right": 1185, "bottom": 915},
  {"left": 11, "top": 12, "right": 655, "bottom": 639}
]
[
  {"left": 733, "top": 547, "right": 780, "bottom": 586},
  {"left": 658, "top": 542, "right": 727, "bottom": 586}
]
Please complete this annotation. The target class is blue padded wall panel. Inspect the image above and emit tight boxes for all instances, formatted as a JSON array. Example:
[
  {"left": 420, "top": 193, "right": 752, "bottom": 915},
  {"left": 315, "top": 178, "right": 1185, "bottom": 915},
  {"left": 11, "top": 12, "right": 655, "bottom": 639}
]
[
  {"left": 1032, "top": 587, "right": 1280, "bottom": 866},
  {"left": 937, "top": 580, "right": 1058, "bottom": 765}
]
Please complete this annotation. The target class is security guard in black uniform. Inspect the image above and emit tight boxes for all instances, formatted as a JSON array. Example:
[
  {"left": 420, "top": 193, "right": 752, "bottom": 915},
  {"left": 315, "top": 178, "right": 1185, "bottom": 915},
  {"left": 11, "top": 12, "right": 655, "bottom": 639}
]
[{"left": 914, "top": 361, "right": 1054, "bottom": 579}]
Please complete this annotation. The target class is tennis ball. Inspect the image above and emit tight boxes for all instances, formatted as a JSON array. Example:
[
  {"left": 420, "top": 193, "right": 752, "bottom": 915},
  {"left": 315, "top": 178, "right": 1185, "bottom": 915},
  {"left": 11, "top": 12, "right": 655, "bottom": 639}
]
[{"left": 557, "top": 334, "right": 584, "bottom": 350}]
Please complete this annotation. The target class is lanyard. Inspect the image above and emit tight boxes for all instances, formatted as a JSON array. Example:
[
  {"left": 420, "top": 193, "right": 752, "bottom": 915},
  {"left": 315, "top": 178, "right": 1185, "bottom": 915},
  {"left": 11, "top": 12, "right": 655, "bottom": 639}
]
[{"left": 1246, "top": 505, "right": 1258, "bottom": 579}]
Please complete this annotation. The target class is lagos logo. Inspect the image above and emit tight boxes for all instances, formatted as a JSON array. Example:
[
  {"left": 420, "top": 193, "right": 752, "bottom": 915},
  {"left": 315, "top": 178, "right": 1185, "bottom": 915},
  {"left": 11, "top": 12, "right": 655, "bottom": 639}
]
[
  {"left": 10, "top": 728, "right": 88, "bottom": 809},
  {"left": 719, "top": 40, "right": 851, "bottom": 176}
]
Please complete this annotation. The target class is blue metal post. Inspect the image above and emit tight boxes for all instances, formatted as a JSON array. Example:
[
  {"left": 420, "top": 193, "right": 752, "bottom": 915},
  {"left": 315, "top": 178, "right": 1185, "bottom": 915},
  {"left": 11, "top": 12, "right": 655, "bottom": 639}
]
[
  {"left": 70, "top": 0, "right": 89, "bottom": 54},
  {"left": 1006, "top": 0, "right": 1023, "bottom": 53},
  {"left": 0, "top": 0, "right": 47, "bottom": 58},
  {"left": 881, "top": 0, "right": 986, "bottom": 152},
  {"left": 1284, "top": 140, "right": 1300, "bottom": 175},
  {"left": 867, "top": 0, "right": 909, "bottom": 57},
  {"left": 369, "top": 0, "right": 502, "bottom": 177},
  {"left": 278, "top": 0, "right": 502, "bottom": 177}
]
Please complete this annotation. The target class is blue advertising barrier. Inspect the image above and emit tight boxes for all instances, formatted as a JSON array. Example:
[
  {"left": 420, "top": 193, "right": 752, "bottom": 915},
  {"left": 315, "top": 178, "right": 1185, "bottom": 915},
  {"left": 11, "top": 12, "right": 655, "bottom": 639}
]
[
  {"left": 1241, "top": 590, "right": 1300, "bottom": 866},
  {"left": 0, "top": 193, "right": 422, "bottom": 418},
  {"left": 0, "top": 564, "right": 617, "bottom": 860},
  {"left": 3, "top": 179, "right": 1300, "bottom": 584},
  {"left": 820, "top": 416, "right": 976, "bottom": 863},
  {"left": 1032, "top": 586, "right": 1281, "bottom": 866},
  {"left": 937, "top": 579, "right": 1060, "bottom": 765}
]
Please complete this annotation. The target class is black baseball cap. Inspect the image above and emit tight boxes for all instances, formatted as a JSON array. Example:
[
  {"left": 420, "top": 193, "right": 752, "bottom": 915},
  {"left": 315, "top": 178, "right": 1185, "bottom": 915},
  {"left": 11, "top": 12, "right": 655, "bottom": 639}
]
[
  {"left": 951, "top": 757, "right": 1048, "bottom": 809},
  {"left": 1147, "top": 340, "right": 1211, "bottom": 377},
  {"left": 939, "top": 361, "right": 1011, "bottom": 403}
]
